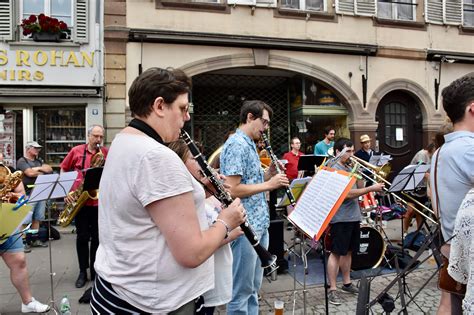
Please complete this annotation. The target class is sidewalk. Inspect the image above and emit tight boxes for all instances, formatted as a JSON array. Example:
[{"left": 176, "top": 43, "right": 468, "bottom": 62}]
[{"left": 0, "top": 220, "right": 441, "bottom": 314}]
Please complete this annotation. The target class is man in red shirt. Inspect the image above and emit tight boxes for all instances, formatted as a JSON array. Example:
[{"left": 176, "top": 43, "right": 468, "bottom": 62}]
[
  {"left": 60, "top": 125, "right": 108, "bottom": 288},
  {"left": 282, "top": 137, "right": 304, "bottom": 181}
]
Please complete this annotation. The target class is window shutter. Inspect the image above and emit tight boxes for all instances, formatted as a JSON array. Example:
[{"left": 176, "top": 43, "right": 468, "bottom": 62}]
[
  {"left": 256, "top": 0, "right": 277, "bottom": 7},
  {"left": 355, "top": 0, "right": 376, "bottom": 16},
  {"left": 443, "top": 0, "right": 462, "bottom": 25},
  {"left": 0, "top": 0, "right": 13, "bottom": 41},
  {"left": 425, "top": 0, "right": 443, "bottom": 24},
  {"left": 74, "top": 0, "right": 89, "bottom": 43},
  {"left": 227, "top": 0, "right": 257, "bottom": 5},
  {"left": 336, "top": 0, "right": 355, "bottom": 14}
]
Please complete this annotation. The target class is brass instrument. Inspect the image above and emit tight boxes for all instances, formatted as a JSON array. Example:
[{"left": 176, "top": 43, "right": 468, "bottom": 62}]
[
  {"left": 347, "top": 155, "right": 438, "bottom": 225},
  {"left": 58, "top": 144, "right": 105, "bottom": 227},
  {"left": 0, "top": 164, "right": 23, "bottom": 203},
  {"left": 350, "top": 155, "right": 392, "bottom": 180},
  {"left": 207, "top": 146, "right": 223, "bottom": 169}
]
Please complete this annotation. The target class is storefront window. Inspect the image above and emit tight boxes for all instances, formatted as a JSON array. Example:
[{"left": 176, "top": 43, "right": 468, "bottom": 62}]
[{"left": 34, "top": 107, "right": 86, "bottom": 168}]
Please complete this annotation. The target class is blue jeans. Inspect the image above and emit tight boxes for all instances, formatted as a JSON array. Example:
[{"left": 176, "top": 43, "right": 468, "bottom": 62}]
[
  {"left": 24, "top": 200, "right": 46, "bottom": 223},
  {"left": 227, "top": 229, "right": 269, "bottom": 315}
]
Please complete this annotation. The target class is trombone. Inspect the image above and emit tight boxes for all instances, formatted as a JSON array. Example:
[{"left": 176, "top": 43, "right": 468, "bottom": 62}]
[{"left": 348, "top": 155, "right": 438, "bottom": 225}]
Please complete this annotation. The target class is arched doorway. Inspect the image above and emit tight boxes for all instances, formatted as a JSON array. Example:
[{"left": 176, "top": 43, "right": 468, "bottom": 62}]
[
  {"left": 376, "top": 91, "right": 424, "bottom": 181},
  {"left": 188, "top": 68, "right": 350, "bottom": 158}
]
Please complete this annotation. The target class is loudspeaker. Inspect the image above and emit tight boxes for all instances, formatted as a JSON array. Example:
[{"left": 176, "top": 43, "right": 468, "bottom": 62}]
[{"left": 268, "top": 219, "right": 288, "bottom": 273}]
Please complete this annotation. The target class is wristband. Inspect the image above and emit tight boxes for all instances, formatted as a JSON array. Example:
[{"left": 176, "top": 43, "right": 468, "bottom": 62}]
[{"left": 213, "top": 219, "right": 230, "bottom": 239}]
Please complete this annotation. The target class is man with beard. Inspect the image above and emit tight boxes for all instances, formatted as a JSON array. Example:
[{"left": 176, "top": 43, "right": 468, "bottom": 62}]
[{"left": 314, "top": 126, "right": 335, "bottom": 156}]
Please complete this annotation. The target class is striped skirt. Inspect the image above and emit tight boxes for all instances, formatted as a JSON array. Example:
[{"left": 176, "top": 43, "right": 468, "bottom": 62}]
[
  {"left": 90, "top": 276, "right": 199, "bottom": 314},
  {"left": 90, "top": 276, "right": 150, "bottom": 314}
]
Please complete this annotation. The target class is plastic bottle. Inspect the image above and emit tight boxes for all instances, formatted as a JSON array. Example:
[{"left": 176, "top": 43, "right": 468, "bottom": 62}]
[{"left": 60, "top": 295, "right": 71, "bottom": 315}]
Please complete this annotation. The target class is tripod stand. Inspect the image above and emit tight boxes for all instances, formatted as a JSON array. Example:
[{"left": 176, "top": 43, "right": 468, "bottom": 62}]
[
  {"left": 28, "top": 172, "right": 77, "bottom": 314},
  {"left": 288, "top": 229, "right": 313, "bottom": 315},
  {"left": 356, "top": 222, "right": 443, "bottom": 315}
]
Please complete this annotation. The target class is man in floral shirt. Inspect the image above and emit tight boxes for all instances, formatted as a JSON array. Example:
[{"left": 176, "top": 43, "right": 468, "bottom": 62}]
[{"left": 220, "top": 100, "right": 289, "bottom": 315}]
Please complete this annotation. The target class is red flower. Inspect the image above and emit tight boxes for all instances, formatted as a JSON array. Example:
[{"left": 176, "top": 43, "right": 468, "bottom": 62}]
[{"left": 20, "top": 13, "right": 69, "bottom": 37}]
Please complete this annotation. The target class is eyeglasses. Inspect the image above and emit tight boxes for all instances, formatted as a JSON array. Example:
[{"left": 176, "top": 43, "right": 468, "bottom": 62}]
[
  {"left": 259, "top": 117, "right": 270, "bottom": 127},
  {"left": 180, "top": 104, "right": 190, "bottom": 115}
]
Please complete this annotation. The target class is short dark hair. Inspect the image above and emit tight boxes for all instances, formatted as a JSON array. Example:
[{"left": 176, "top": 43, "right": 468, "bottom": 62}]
[
  {"left": 291, "top": 137, "right": 300, "bottom": 144},
  {"left": 426, "top": 142, "right": 436, "bottom": 153},
  {"left": 334, "top": 137, "right": 353, "bottom": 154},
  {"left": 441, "top": 74, "right": 474, "bottom": 124},
  {"left": 128, "top": 67, "right": 192, "bottom": 118},
  {"left": 239, "top": 100, "right": 273, "bottom": 125},
  {"left": 324, "top": 126, "right": 335, "bottom": 136}
]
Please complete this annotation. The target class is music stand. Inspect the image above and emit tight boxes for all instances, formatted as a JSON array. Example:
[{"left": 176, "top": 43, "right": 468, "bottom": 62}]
[
  {"left": 28, "top": 171, "right": 78, "bottom": 314},
  {"left": 368, "top": 154, "right": 392, "bottom": 167},
  {"left": 386, "top": 163, "right": 431, "bottom": 312},
  {"left": 388, "top": 164, "right": 430, "bottom": 194},
  {"left": 297, "top": 155, "right": 326, "bottom": 176},
  {"left": 82, "top": 167, "right": 103, "bottom": 192}
]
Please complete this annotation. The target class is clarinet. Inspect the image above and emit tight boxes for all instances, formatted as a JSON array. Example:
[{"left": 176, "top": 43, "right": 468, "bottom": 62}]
[
  {"left": 261, "top": 132, "right": 297, "bottom": 207},
  {"left": 180, "top": 130, "right": 278, "bottom": 276}
]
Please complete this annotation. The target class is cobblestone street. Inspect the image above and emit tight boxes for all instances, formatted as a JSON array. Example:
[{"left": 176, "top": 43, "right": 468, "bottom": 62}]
[{"left": 1, "top": 221, "right": 441, "bottom": 314}]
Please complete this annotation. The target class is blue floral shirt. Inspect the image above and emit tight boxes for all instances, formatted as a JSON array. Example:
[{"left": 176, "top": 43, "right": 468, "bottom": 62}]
[{"left": 220, "top": 129, "right": 269, "bottom": 234}]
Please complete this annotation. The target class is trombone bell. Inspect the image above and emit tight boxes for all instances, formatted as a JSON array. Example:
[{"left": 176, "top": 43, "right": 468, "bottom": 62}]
[{"left": 350, "top": 155, "right": 391, "bottom": 180}]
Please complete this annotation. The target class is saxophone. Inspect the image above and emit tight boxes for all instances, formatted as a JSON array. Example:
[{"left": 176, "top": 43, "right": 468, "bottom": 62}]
[
  {"left": 58, "top": 144, "right": 105, "bottom": 227},
  {"left": 0, "top": 164, "right": 23, "bottom": 203}
]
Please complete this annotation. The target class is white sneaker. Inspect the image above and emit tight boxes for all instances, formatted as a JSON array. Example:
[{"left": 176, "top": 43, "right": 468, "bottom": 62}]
[{"left": 21, "top": 297, "right": 50, "bottom": 313}]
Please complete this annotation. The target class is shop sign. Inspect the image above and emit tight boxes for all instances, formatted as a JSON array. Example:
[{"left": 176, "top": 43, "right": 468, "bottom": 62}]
[{"left": 0, "top": 45, "right": 100, "bottom": 86}]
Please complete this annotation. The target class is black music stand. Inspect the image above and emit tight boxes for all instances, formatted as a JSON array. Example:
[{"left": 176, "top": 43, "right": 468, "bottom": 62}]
[
  {"left": 388, "top": 164, "right": 430, "bottom": 194},
  {"left": 297, "top": 155, "right": 326, "bottom": 177},
  {"left": 82, "top": 167, "right": 103, "bottom": 192}
]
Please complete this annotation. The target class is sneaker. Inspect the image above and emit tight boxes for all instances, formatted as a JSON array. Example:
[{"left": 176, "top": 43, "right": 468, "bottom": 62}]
[
  {"left": 23, "top": 243, "right": 32, "bottom": 253},
  {"left": 31, "top": 240, "right": 48, "bottom": 248},
  {"left": 21, "top": 297, "right": 50, "bottom": 313},
  {"left": 328, "top": 290, "right": 341, "bottom": 305},
  {"left": 341, "top": 283, "right": 358, "bottom": 295}
]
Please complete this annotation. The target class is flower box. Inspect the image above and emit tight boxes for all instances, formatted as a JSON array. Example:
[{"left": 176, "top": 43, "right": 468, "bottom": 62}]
[
  {"left": 21, "top": 14, "right": 69, "bottom": 42},
  {"left": 32, "top": 32, "right": 61, "bottom": 42}
]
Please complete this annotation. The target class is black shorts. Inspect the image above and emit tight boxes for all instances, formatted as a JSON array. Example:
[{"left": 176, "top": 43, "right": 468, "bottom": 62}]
[{"left": 329, "top": 221, "right": 360, "bottom": 256}]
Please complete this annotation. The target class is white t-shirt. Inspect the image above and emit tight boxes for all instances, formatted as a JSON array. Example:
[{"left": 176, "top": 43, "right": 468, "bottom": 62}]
[
  {"left": 203, "top": 198, "right": 233, "bottom": 307},
  {"left": 94, "top": 133, "right": 214, "bottom": 313}
]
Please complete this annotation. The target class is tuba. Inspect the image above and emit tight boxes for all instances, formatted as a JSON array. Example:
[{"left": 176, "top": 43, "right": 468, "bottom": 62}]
[
  {"left": 58, "top": 144, "right": 105, "bottom": 227},
  {"left": 0, "top": 164, "right": 23, "bottom": 203}
]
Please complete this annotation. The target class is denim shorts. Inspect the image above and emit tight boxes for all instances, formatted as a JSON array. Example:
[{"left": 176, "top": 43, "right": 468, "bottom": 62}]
[{"left": 0, "top": 234, "right": 24, "bottom": 254}]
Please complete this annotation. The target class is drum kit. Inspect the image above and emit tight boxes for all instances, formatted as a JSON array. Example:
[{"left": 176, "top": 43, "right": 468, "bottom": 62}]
[{"left": 283, "top": 148, "right": 441, "bottom": 314}]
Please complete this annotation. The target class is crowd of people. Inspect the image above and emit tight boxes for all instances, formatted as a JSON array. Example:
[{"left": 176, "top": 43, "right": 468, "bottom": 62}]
[{"left": 0, "top": 69, "right": 472, "bottom": 314}]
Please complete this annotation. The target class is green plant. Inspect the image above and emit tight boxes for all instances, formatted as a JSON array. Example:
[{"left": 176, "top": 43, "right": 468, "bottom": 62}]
[{"left": 21, "top": 14, "right": 69, "bottom": 37}]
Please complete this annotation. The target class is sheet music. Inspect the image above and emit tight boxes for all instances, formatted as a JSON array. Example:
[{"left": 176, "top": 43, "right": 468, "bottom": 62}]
[
  {"left": 389, "top": 164, "right": 430, "bottom": 193},
  {"left": 0, "top": 203, "right": 32, "bottom": 244},
  {"left": 288, "top": 169, "right": 353, "bottom": 240},
  {"left": 277, "top": 177, "right": 312, "bottom": 207},
  {"left": 369, "top": 154, "right": 392, "bottom": 166},
  {"left": 29, "top": 171, "right": 78, "bottom": 202}
]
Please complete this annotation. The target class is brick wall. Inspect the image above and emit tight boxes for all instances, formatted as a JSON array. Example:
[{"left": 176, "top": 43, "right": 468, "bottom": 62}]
[{"left": 104, "top": 0, "right": 127, "bottom": 145}]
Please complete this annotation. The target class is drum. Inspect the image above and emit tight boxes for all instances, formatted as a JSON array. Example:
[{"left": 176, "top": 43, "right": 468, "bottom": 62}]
[
  {"left": 358, "top": 192, "right": 378, "bottom": 212},
  {"left": 352, "top": 226, "right": 386, "bottom": 270},
  {"left": 323, "top": 225, "right": 386, "bottom": 271}
]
